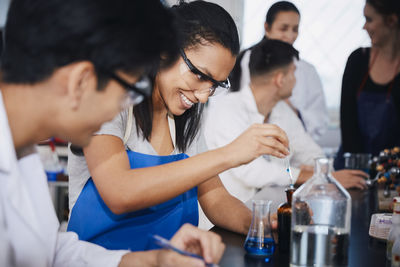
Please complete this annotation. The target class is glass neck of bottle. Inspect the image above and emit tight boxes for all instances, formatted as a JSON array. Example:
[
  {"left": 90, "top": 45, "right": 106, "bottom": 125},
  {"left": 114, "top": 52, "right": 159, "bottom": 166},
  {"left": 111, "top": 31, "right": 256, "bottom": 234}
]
[
  {"left": 314, "top": 157, "right": 333, "bottom": 181},
  {"left": 285, "top": 187, "right": 295, "bottom": 205}
]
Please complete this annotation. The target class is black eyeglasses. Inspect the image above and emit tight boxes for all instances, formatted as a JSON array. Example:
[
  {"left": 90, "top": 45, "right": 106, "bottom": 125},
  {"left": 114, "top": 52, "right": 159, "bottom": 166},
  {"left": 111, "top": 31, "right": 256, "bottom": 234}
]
[
  {"left": 107, "top": 72, "right": 152, "bottom": 98},
  {"left": 106, "top": 72, "right": 152, "bottom": 109},
  {"left": 180, "top": 49, "right": 230, "bottom": 95}
]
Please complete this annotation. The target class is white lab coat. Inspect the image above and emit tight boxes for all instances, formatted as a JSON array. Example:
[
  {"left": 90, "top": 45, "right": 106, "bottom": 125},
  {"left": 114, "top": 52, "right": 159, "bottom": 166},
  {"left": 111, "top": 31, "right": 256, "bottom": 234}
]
[
  {"left": 204, "top": 85, "right": 324, "bottom": 203},
  {"left": 0, "top": 91, "right": 128, "bottom": 267},
  {"left": 198, "top": 85, "right": 324, "bottom": 231},
  {"left": 240, "top": 50, "right": 329, "bottom": 141}
]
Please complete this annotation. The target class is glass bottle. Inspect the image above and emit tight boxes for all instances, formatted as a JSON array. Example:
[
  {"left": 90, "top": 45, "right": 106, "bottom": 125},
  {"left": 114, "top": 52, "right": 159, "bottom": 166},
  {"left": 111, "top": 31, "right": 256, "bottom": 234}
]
[
  {"left": 244, "top": 200, "right": 275, "bottom": 261},
  {"left": 290, "top": 157, "right": 351, "bottom": 267},
  {"left": 278, "top": 186, "right": 295, "bottom": 253}
]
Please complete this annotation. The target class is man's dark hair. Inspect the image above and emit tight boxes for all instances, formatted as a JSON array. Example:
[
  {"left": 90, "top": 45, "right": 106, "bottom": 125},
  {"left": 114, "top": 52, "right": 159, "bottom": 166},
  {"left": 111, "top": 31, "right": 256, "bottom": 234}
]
[
  {"left": 132, "top": 0, "right": 240, "bottom": 153},
  {"left": 265, "top": 1, "right": 300, "bottom": 25},
  {"left": 1, "top": 0, "right": 179, "bottom": 87},
  {"left": 249, "top": 38, "right": 298, "bottom": 78},
  {"left": 229, "top": 39, "right": 298, "bottom": 92}
]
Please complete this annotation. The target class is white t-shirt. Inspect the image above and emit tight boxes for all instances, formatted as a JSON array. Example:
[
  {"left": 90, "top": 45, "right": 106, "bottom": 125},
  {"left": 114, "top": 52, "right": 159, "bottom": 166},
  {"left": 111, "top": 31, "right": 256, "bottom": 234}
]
[
  {"left": 68, "top": 108, "right": 208, "bottom": 211},
  {"left": 204, "top": 84, "right": 324, "bottom": 203},
  {"left": 240, "top": 50, "right": 329, "bottom": 141}
]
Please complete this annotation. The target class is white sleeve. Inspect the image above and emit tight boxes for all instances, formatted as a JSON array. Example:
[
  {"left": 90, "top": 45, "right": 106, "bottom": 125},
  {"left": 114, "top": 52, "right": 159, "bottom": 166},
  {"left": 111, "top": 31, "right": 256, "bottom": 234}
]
[
  {"left": 295, "top": 63, "right": 329, "bottom": 141},
  {"left": 203, "top": 98, "right": 247, "bottom": 152},
  {"left": 95, "top": 109, "right": 128, "bottom": 141},
  {"left": 290, "top": 130, "right": 325, "bottom": 168},
  {"left": 204, "top": 100, "right": 299, "bottom": 188},
  {"left": 195, "top": 123, "right": 209, "bottom": 155},
  {"left": 0, "top": 198, "right": 14, "bottom": 267},
  {"left": 227, "top": 102, "right": 323, "bottom": 189},
  {"left": 221, "top": 112, "right": 322, "bottom": 189},
  {"left": 54, "top": 231, "right": 129, "bottom": 267},
  {"left": 286, "top": 104, "right": 325, "bottom": 168}
]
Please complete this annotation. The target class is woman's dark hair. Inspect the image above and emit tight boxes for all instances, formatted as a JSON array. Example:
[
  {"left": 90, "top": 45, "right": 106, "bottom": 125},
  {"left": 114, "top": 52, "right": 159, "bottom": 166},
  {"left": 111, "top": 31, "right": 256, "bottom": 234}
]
[
  {"left": 265, "top": 1, "right": 300, "bottom": 25},
  {"left": 249, "top": 38, "right": 298, "bottom": 77},
  {"left": 367, "top": 0, "right": 400, "bottom": 26},
  {"left": 132, "top": 0, "right": 240, "bottom": 153},
  {"left": 230, "top": 39, "right": 298, "bottom": 92},
  {"left": 1, "top": 0, "right": 179, "bottom": 86}
]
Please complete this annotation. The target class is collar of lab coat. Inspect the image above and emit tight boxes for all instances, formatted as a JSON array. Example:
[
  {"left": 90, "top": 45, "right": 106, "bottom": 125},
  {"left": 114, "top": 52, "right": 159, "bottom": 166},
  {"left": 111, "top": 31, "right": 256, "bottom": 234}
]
[
  {"left": 0, "top": 91, "right": 13, "bottom": 174},
  {"left": 240, "top": 84, "right": 266, "bottom": 124},
  {"left": 0, "top": 90, "right": 44, "bottom": 241}
]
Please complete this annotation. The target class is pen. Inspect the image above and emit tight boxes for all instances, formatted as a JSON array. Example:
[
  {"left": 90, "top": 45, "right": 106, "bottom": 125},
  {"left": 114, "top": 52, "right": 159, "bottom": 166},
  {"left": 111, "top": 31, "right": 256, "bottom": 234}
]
[{"left": 151, "top": 234, "right": 219, "bottom": 267}]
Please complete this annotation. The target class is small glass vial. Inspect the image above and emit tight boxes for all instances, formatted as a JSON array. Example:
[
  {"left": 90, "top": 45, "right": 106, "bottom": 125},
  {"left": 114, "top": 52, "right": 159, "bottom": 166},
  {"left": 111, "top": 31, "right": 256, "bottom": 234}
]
[
  {"left": 278, "top": 186, "right": 295, "bottom": 253},
  {"left": 244, "top": 200, "right": 275, "bottom": 261}
]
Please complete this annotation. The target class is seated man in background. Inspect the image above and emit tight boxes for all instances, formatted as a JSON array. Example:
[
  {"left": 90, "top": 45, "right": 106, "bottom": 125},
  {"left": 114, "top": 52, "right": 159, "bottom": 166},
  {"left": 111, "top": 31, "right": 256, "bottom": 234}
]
[
  {"left": 0, "top": 0, "right": 224, "bottom": 266},
  {"left": 230, "top": 1, "right": 329, "bottom": 142},
  {"left": 205, "top": 39, "right": 368, "bottom": 204}
]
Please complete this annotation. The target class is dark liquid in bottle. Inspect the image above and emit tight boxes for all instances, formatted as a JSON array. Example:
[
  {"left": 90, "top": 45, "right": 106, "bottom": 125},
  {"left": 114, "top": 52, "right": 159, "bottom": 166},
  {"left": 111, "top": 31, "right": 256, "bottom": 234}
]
[{"left": 278, "top": 187, "right": 295, "bottom": 253}]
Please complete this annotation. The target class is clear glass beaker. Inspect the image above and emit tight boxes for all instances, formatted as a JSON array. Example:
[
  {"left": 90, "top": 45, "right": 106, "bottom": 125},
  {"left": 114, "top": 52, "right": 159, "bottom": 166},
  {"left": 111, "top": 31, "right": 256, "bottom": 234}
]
[
  {"left": 343, "top": 152, "right": 371, "bottom": 173},
  {"left": 290, "top": 157, "right": 351, "bottom": 267},
  {"left": 244, "top": 200, "right": 275, "bottom": 260}
]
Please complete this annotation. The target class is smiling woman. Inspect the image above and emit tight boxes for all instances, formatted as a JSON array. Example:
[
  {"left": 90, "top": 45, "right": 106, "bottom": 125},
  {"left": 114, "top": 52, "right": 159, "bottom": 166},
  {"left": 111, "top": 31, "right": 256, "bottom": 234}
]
[
  {"left": 67, "top": 0, "right": 290, "bottom": 252},
  {"left": 157, "top": 42, "right": 236, "bottom": 117}
]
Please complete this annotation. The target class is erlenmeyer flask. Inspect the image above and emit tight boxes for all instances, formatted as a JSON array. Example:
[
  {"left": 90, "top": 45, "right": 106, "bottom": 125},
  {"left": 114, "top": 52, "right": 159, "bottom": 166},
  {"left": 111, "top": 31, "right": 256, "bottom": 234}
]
[{"left": 244, "top": 200, "right": 275, "bottom": 260}]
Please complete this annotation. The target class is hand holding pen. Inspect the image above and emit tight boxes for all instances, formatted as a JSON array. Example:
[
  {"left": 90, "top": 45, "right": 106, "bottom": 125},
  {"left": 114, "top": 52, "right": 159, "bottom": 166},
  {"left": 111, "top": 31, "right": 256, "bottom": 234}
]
[{"left": 154, "top": 224, "right": 224, "bottom": 267}]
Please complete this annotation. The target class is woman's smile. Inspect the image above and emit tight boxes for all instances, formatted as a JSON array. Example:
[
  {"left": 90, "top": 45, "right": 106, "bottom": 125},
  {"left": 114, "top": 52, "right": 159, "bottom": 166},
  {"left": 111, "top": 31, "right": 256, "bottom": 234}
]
[{"left": 179, "top": 92, "right": 195, "bottom": 109}]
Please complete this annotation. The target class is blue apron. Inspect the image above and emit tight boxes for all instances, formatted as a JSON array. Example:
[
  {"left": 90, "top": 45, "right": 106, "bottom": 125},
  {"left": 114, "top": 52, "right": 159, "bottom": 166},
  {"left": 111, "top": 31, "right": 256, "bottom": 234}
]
[
  {"left": 357, "top": 90, "right": 400, "bottom": 156},
  {"left": 67, "top": 150, "right": 198, "bottom": 251}
]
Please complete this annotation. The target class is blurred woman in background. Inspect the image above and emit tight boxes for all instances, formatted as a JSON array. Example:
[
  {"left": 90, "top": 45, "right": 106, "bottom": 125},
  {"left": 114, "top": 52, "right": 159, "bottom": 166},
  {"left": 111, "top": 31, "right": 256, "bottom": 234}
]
[{"left": 335, "top": 0, "right": 400, "bottom": 169}]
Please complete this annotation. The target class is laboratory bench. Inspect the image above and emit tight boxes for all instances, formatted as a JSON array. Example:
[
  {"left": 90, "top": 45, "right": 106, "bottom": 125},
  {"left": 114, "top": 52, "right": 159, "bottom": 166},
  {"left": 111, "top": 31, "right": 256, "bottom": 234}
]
[{"left": 212, "top": 187, "right": 388, "bottom": 267}]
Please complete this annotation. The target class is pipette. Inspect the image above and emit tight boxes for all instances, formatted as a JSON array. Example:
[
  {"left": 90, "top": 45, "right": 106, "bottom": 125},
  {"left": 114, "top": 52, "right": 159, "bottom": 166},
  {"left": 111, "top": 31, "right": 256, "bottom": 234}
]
[{"left": 285, "top": 157, "right": 295, "bottom": 189}]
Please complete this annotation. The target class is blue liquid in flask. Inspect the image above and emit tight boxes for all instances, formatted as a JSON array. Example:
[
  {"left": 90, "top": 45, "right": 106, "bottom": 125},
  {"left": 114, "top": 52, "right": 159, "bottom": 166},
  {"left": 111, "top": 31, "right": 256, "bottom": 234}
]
[{"left": 244, "top": 237, "right": 275, "bottom": 260}]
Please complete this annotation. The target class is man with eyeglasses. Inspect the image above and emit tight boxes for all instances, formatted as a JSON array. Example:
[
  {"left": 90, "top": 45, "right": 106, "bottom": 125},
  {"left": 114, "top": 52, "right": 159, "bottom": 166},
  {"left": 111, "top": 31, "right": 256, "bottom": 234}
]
[{"left": 0, "top": 0, "right": 225, "bottom": 266}]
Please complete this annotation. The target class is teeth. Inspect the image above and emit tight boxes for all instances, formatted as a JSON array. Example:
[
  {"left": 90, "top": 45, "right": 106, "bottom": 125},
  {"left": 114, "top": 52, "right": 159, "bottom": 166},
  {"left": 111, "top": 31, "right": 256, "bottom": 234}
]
[{"left": 180, "top": 93, "right": 194, "bottom": 107}]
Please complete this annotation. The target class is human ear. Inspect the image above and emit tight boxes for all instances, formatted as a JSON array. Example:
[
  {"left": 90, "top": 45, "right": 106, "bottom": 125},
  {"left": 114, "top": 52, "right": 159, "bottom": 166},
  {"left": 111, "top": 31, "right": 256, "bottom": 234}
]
[
  {"left": 386, "top": 14, "right": 398, "bottom": 28},
  {"left": 274, "top": 71, "right": 284, "bottom": 88},
  {"left": 264, "top": 22, "right": 271, "bottom": 37},
  {"left": 66, "top": 61, "right": 96, "bottom": 110}
]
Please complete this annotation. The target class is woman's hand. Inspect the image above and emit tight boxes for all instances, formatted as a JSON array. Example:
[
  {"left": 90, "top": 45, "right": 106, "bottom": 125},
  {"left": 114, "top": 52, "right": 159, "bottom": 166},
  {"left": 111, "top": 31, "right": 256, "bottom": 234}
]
[{"left": 224, "top": 123, "right": 289, "bottom": 167}]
